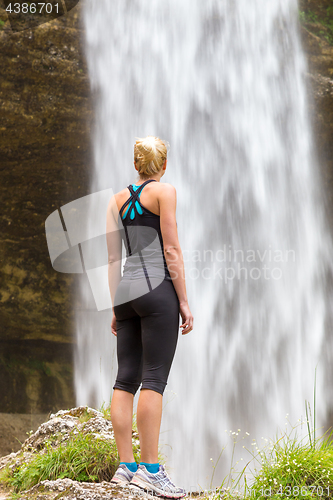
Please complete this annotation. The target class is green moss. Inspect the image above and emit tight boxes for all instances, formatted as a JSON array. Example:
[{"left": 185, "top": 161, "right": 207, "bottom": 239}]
[
  {"left": 299, "top": 6, "right": 333, "bottom": 46},
  {"left": 0, "top": 355, "right": 52, "bottom": 377}
]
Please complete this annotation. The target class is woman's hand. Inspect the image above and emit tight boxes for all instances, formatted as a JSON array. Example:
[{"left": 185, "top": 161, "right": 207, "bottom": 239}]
[
  {"left": 179, "top": 302, "right": 193, "bottom": 335},
  {"left": 111, "top": 313, "right": 117, "bottom": 336}
]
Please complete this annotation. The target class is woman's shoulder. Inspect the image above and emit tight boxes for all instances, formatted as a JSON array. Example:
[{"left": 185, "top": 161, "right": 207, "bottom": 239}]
[
  {"left": 113, "top": 186, "right": 130, "bottom": 205},
  {"left": 158, "top": 181, "right": 175, "bottom": 188},
  {"left": 113, "top": 181, "right": 176, "bottom": 202},
  {"left": 156, "top": 183, "right": 177, "bottom": 209},
  {"left": 115, "top": 185, "right": 130, "bottom": 196},
  {"left": 156, "top": 182, "right": 176, "bottom": 194}
]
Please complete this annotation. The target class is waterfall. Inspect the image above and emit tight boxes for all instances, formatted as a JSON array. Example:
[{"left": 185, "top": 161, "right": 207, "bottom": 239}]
[{"left": 76, "top": 0, "right": 333, "bottom": 490}]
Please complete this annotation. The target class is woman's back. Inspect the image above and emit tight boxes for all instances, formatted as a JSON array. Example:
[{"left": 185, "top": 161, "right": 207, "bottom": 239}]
[
  {"left": 107, "top": 134, "right": 192, "bottom": 337},
  {"left": 115, "top": 179, "right": 164, "bottom": 219},
  {"left": 114, "top": 179, "right": 174, "bottom": 283}
]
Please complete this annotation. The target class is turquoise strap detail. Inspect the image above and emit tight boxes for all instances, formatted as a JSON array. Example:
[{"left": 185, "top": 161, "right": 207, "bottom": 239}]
[
  {"left": 135, "top": 200, "right": 143, "bottom": 214},
  {"left": 122, "top": 184, "right": 144, "bottom": 220},
  {"left": 122, "top": 201, "right": 132, "bottom": 219}
]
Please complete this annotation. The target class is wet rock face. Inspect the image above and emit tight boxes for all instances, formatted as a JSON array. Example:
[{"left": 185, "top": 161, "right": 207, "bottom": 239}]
[
  {"left": 0, "top": 412, "right": 48, "bottom": 457},
  {"left": 0, "top": 0, "right": 93, "bottom": 411},
  {"left": 298, "top": 0, "right": 333, "bottom": 212},
  {"left": 0, "top": 0, "right": 92, "bottom": 346},
  {"left": 0, "top": 340, "right": 74, "bottom": 414}
]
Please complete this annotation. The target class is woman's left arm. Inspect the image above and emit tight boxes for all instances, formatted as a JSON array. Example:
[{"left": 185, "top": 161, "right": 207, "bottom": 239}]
[{"left": 106, "top": 195, "right": 122, "bottom": 335}]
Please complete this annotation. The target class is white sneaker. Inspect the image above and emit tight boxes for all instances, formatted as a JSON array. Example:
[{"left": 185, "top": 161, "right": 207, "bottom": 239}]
[
  {"left": 111, "top": 463, "right": 135, "bottom": 485},
  {"left": 130, "top": 464, "right": 186, "bottom": 498}
]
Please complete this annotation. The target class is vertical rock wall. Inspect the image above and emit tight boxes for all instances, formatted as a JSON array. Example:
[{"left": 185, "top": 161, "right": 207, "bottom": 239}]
[
  {"left": 0, "top": 0, "right": 93, "bottom": 412},
  {"left": 299, "top": 0, "right": 333, "bottom": 212}
]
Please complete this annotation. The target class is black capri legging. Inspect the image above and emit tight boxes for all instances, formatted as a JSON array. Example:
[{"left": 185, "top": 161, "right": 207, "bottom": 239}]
[{"left": 113, "top": 278, "right": 180, "bottom": 396}]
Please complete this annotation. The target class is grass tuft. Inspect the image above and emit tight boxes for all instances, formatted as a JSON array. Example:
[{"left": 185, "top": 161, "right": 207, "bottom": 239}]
[
  {"left": 0, "top": 405, "right": 166, "bottom": 495},
  {"left": 242, "top": 425, "right": 333, "bottom": 499},
  {"left": 7, "top": 433, "right": 117, "bottom": 491},
  {"left": 207, "top": 369, "right": 333, "bottom": 499},
  {"left": 1, "top": 428, "right": 141, "bottom": 493}
]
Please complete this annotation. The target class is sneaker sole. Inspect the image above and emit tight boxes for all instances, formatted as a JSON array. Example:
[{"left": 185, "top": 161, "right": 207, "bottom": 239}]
[
  {"left": 110, "top": 477, "right": 131, "bottom": 486},
  {"left": 130, "top": 475, "right": 186, "bottom": 499}
]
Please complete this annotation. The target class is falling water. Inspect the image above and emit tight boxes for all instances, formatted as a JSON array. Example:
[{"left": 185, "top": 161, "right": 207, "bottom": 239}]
[{"left": 76, "top": 0, "right": 333, "bottom": 490}]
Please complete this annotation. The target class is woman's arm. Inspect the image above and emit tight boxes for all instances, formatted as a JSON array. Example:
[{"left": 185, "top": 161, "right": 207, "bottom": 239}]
[
  {"left": 106, "top": 195, "right": 122, "bottom": 322},
  {"left": 159, "top": 184, "right": 193, "bottom": 334}
]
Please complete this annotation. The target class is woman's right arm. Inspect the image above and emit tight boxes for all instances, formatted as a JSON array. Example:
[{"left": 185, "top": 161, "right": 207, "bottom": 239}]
[{"left": 159, "top": 184, "right": 193, "bottom": 335}]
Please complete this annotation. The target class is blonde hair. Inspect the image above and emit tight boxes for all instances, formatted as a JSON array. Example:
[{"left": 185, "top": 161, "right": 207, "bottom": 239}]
[{"left": 134, "top": 135, "right": 169, "bottom": 177}]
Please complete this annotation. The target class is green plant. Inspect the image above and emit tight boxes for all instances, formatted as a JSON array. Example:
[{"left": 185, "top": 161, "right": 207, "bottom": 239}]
[
  {"left": 77, "top": 408, "right": 94, "bottom": 424},
  {"left": 0, "top": 465, "right": 13, "bottom": 486},
  {"left": 244, "top": 423, "right": 333, "bottom": 499},
  {"left": 209, "top": 447, "right": 226, "bottom": 490},
  {"left": 305, "top": 365, "right": 317, "bottom": 450},
  {"left": 9, "top": 493, "right": 22, "bottom": 500},
  {"left": 298, "top": 6, "right": 333, "bottom": 45},
  {"left": 98, "top": 402, "right": 112, "bottom": 421},
  {"left": 3, "top": 431, "right": 130, "bottom": 492},
  {"left": 207, "top": 369, "right": 333, "bottom": 500},
  {"left": 299, "top": 11, "right": 306, "bottom": 23}
]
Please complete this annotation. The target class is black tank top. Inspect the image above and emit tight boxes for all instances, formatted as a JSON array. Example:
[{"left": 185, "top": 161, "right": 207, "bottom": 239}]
[{"left": 118, "top": 179, "right": 172, "bottom": 288}]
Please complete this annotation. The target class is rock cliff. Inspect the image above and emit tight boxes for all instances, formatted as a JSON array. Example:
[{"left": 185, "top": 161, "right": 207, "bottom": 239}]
[
  {"left": 298, "top": 0, "right": 333, "bottom": 213},
  {"left": 0, "top": 0, "right": 92, "bottom": 412}
]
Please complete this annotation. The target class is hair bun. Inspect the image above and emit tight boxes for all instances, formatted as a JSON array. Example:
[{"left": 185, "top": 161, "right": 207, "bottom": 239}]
[{"left": 134, "top": 135, "right": 168, "bottom": 177}]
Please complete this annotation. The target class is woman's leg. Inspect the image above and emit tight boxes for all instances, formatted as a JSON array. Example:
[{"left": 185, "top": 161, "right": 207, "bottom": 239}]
[
  {"left": 112, "top": 280, "right": 143, "bottom": 463},
  {"left": 136, "top": 389, "right": 163, "bottom": 463},
  {"left": 132, "top": 280, "right": 180, "bottom": 464},
  {"left": 110, "top": 389, "right": 135, "bottom": 462}
]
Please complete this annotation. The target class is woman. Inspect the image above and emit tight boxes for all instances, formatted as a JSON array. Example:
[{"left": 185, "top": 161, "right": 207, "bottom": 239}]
[{"left": 106, "top": 135, "right": 193, "bottom": 498}]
